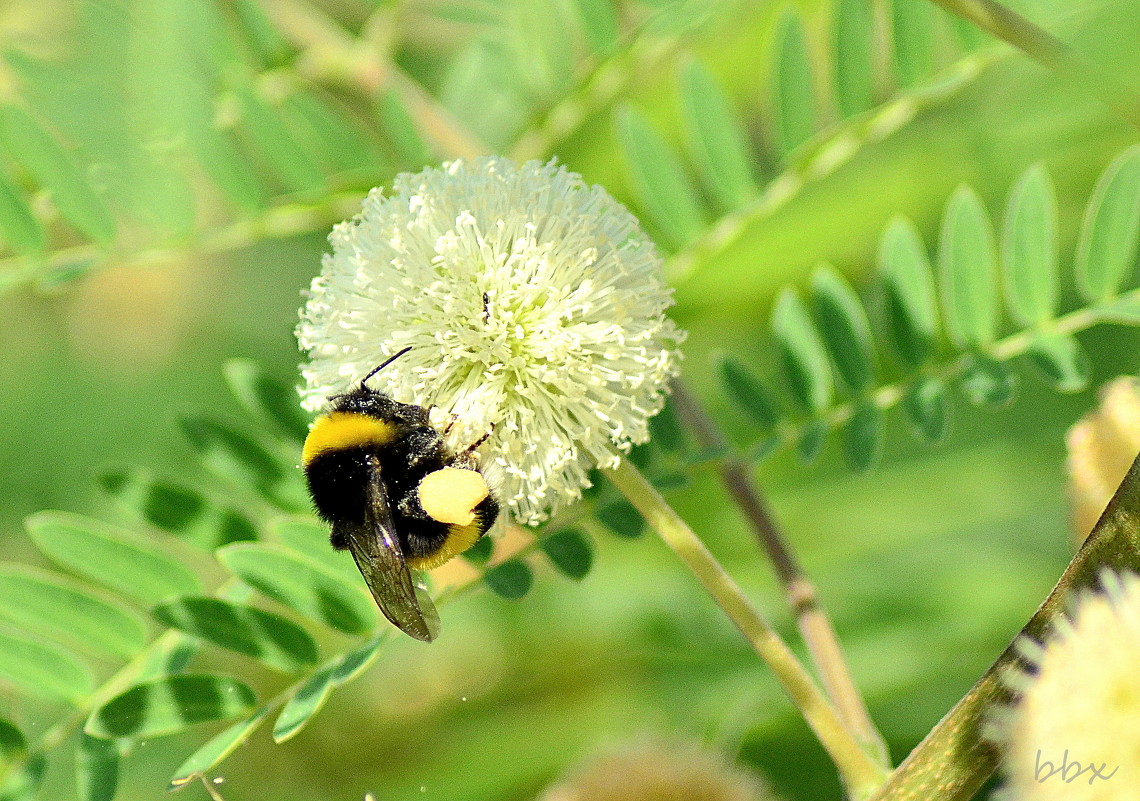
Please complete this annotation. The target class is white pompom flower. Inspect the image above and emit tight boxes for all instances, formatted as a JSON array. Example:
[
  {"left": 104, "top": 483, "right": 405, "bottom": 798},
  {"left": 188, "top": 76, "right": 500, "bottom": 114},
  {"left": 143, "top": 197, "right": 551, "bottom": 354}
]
[
  {"left": 989, "top": 570, "right": 1140, "bottom": 801},
  {"left": 297, "top": 157, "right": 684, "bottom": 525}
]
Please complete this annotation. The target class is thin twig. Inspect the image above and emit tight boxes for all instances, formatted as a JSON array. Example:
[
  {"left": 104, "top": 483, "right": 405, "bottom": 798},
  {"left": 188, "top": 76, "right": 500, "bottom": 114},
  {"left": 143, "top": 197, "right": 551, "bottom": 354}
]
[
  {"left": 606, "top": 459, "right": 889, "bottom": 800},
  {"left": 261, "top": 0, "right": 491, "bottom": 159},
  {"left": 670, "top": 382, "right": 891, "bottom": 768},
  {"left": 926, "top": 0, "right": 1140, "bottom": 131}
]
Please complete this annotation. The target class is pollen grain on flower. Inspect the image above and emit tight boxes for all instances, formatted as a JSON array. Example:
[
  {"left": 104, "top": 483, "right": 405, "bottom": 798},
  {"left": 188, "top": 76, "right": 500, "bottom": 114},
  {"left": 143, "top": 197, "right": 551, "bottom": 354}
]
[{"left": 297, "top": 156, "right": 685, "bottom": 525}]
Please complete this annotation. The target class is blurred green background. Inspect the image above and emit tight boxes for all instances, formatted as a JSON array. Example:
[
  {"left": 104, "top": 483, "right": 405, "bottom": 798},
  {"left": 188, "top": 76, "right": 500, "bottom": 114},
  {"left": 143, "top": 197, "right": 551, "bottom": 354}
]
[{"left": 2, "top": 0, "right": 1140, "bottom": 799}]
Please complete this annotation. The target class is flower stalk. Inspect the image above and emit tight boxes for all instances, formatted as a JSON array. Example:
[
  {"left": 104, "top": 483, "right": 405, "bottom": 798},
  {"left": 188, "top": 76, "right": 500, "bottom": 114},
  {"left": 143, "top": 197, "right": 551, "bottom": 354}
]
[
  {"left": 670, "top": 382, "right": 891, "bottom": 770},
  {"left": 606, "top": 458, "right": 889, "bottom": 799}
]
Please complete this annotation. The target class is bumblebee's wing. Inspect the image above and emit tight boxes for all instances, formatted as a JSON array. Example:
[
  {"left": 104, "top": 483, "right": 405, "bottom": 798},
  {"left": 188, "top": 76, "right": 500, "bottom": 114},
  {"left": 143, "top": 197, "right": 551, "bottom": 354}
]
[{"left": 335, "top": 456, "right": 439, "bottom": 642}]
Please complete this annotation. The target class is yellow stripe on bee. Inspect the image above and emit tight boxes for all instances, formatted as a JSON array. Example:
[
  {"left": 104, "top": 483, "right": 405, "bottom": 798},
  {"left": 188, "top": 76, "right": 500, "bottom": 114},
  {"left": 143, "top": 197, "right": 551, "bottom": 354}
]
[
  {"left": 406, "top": 522, "right": 485, "bottom": 570},
  {"left": 301, "top": 411, "right": 398, "bottom": 465}
]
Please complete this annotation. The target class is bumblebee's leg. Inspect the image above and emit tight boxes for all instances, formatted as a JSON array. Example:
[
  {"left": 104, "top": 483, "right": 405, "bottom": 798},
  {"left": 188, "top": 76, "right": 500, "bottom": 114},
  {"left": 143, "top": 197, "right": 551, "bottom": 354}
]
[
  {"left": 461, "top": 424, "right": 495, "bottom": 455},
  {"left": 402, "top": 426, "right": 444, "bottom": 469}
]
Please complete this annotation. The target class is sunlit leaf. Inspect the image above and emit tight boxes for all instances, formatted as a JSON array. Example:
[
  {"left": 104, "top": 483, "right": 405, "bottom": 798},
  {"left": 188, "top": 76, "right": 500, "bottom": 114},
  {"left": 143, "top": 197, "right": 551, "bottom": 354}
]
[
  {"left": 86, "top": 675, "right": 256, "bottom": 739},
  {"left": 958, "top": 353, "right": 1016, "bottom": 407},
  {"left": 375, "top": 90, "right": 431, "bottom": 168},
  {"left": 773, "top": 288, "right": 833, "bottom": 413},
  {"left": 939, "top": 186, "right": 998, "bottom": 348},
  {"left": 1026, "top": 333, "right": 1090, "bottom": 393},
  {"left": 615, "top": 104, "right": 706, "bottom": 249},
  {"left": 153, "top": 597, "right": 319, "bottom": 673},
  {"left": 273, "top": 636, "right": 383, "bottom": 743},
  {"left": 772, "top": 9, "right": 816, "bottom": 158},
  {"left": 0, "top": 104, "right": 116, "bottom": 244},
  {"left": 719, "top": 357, "right": 781, "bottom": 429},
  {"left": 0, "top": 564, "right": 148, "bottom": 660},
  {"left": 834, "top": 0, "right": 875, "bottom": 117},
  {"left": 271, "top": 518, "right": 357, "bottom": 581},
  {"left": 679, "top": 59, "right": 756, "bottom": 212},
  {"left": 1075, "top": 145, "right": 1140, "bottom": 302},
  {"left": 223, "top": 359, "right": 312, "bottom": 443},
  {"left": 99, "top": 469, "right": 257, "bottom": 550},
  {"left": 179, "top": 416, "right": 308, "bottom": 511},
  {"left": 811, "top": 264, "right": 877, "bottom": 395},
  {"left": 1002, "top": 164, "right": 1058, "bottom": 326},
  {"left": 573, "top": 0, "right": 619, "bottom": 55},
  {"left": 281, "top": 91, "right": 386, "bottom": 177},
  {"left": 892, "top": 0, "right": 936, "bottom": 87},
  {"left": 232, "top": 84, "right": 325, "bottom": 194},
  {"left": 0, "top": 753, "right": 44, "bottom": 801},
  {"left": 0, "top": 628, "right": 92, "bottom": 703},
  {"left": 25, "top": 511, "right": 200, "bottom": 605},
  {"left": 217, "top": 543, "right": 376, "bottom": 635},
  {"left": 76, "top": 733, "right": 117, "bottom": 801},
  {"left": 902, "top": 377, "right": 949, "bottom": 443},
  {"left": 170, "top": 707, "right": 270, "bottom": 790},
  {"left": 879, "top": 217, "right": 940, "bottom": 367},
  {"left": 230, "top": 0, "right": 292, "bottom": 68},
  {"left": 0, "top": 169, "right": 42, "bottom": 254}
]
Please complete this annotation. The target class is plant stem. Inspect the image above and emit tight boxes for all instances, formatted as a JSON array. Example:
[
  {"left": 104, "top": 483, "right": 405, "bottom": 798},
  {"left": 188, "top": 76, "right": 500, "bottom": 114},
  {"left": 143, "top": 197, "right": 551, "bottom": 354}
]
[
  {"left": 925, "top": 0, "right": 1140, "bottom": 131},
  {"left": 670, "top": 383, "right": 891, "bottom": 769},
  {"left": 606, "top": 458, "right": 889, "bottom": 799}
]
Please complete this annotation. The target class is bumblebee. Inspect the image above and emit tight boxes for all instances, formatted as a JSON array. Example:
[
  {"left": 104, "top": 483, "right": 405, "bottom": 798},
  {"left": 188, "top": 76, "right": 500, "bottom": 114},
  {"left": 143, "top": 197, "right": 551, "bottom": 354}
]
[{"left": 301, "top": 347, "right": 498, "bottom": 641}]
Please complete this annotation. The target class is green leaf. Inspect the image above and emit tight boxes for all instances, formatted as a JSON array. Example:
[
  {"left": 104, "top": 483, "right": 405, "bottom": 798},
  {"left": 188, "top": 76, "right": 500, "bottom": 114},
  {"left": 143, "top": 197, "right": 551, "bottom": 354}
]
[
  {"left": 679, "top": 59, "right": 756, "bottom": 212},
  {"left": 484, "top": 560, "right": 534, "bottom": 600},
  {"left": 375, "top": 90, "right": 431, "bottom": 168},
  {"left": 902, "top": 377, "right": 949, "bottom": 443},
  {"left": 86, "top": 675, "right": 256, "bottom": 739},
  {"left": 152, "top": 597, "right": 319, "bottom": 673},
  {"left": 773, "top": 10, "right": 816, "bottom": 158},
  {"left": 98, "top": 469, "right": 257, "bottom": 550},
  {"left": 1002, "top": 164, "right": 1058, "bottom": 326},
  {"left": 0, "top": 169, "right": 42, "bottom": 254},
  {"left": 25, "top": 511, "right": 201, "bottom": 605},
  {"left": 879, "top": 217, "right": 939, "bottom": 367},
  {"left": 273, "top": 636, "right": 383, "bottom": 743},
  {"left": 797, "top": 419, "right": 829, "bottom": 462},
  {"left": 0, "top": 104, "right": 116, "bottom": 244},
  {"left": 179, "top": 416, "right": 308, "bottom": 511},
  {"left": 540, "top": 529, "right": 594, "bottom": 580},
  {"left": 272, "top": 663, "right": 336, "bottom": 743},
  {"left": 615, "top": 104, "right": 705, "bottom": 249},
  {"left": 223, "top": 359, "right": 312, "bottom": 443},
  {"left": 170, "top": 707, "right": 270, "bottom": 790},
  {"left": 76, "top": 733, "right": 117, "bottom": 801},
  {"left": 834, "top": 0, "right": 875, "bottom": 117},
  {"left": 0, "top": 753, "right": 44, "bottom": 801},
  {"left": 844, "top": 403, "right": 883, "bottom": 471},
  {"left": 231, "top": 0, "right": 292, "bottom": 67},
  {"left": 1097, "top": 295, "right": 1140, "bottom": 323},
  {"left": 0, "top": 628, "right": 92, "bottom": 703},
  {"left": 939, "top": 186, "right": 999, "bottom": 348},
  {"left": 0, "top": 718, "right": 26, "bottom": 762},
  {"left": 216, "top": 543, "right": 376, "bottom": 635},
  {"left": 573, "top": 0, "right": 619, "bottom": 55},
  {"left": 958, "top": 353, "right": 1016, "bottom": 407},
  {"left": 719, "top": 357, "right": 780, "bottom": 428},
  {"left": 461, "top": 534, "right": 494, "bottom": 565},
  {"left": 190, "top": 125, "right": 266, "bottom": 212},
  {"left": 1075, "top": 145, "right": 1140, "bottom": 302},
  {"left": 1026, "top": 333, "right": 1090, "bottom": 393},
  {"left": 271, "top": 519, "right": 357, "bottom": 581},
  {"left": 772, "top": 288, "right": 833, "bottom": 413},
  {"left": 596, "top": 499, "right": 644, "bottom": 538},
  {"left": 0, "top": 564, "right": 149, "bottom": 660},
  {"left": 648, "top": 402, "right": 685, "bottom": 453},
  {"left": 810, "top": 264, "right": 877, "bottom": 395},
  {"left": 281, "top": 91, "right": 386, "bottom": 177},
  {"left": 232, "top": 84, "right": 325, "bottom": 194},
  {"left": 892, "top": 0, "right": 936, "bottom": 87}
]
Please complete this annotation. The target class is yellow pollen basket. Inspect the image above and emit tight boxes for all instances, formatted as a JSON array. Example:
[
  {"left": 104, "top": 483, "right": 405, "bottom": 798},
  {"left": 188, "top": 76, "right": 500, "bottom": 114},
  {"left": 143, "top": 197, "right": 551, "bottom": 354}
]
[
  {"left": 418, "top": 467, "right": 489, "bottom": 525},
  {"left": 302, "top": 412, "right": 398, "bottom": 465}
]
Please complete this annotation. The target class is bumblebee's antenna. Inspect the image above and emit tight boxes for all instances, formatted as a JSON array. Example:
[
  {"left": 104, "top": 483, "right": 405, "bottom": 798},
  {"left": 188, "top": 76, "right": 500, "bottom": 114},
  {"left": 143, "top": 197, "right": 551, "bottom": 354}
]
[{"left": 361, "top": 346, "right": 413, "bottom": 389}]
